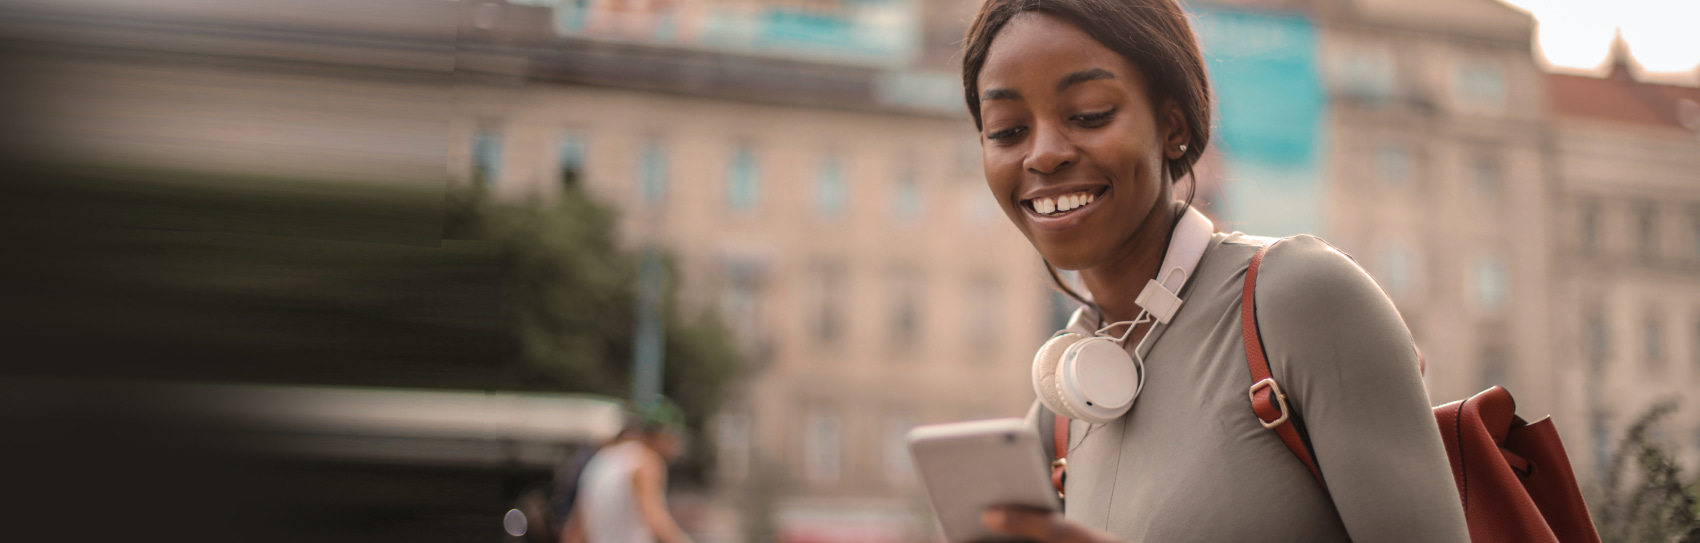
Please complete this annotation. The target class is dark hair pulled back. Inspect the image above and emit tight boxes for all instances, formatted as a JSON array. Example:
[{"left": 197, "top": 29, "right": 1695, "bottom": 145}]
[{"left": 961, "top": 0, "right": 1213, "bottom": 310}]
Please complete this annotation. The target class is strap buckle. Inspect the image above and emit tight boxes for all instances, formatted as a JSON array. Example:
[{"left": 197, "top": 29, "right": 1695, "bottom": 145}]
[{"left": 1248, "top": 378, "right": 1290, "bottom": 429}]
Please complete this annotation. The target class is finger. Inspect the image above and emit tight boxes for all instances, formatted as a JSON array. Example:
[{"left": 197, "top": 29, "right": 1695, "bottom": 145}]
[{"left": 982, "top": 506, "right": 1103, "bottom": 543}]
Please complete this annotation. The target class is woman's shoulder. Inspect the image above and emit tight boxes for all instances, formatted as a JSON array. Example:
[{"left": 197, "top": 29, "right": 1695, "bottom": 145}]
[
  {"left": 1264, "top": 234, "right": 1365, "bottom": 281},
  {"left": 1230, "top": 233, "right": 1417, "bottom": 379},
  {"left": 1224, "top": 233, "right": 1389, "bottom": 319}
]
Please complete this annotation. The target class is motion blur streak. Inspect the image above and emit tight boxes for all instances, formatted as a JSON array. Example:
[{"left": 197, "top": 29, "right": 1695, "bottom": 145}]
[{"left": 0, "top": 1, "right": 495, "bottom": 541}]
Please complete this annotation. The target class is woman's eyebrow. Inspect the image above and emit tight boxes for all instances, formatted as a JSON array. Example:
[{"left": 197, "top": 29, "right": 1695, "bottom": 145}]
[
  {"left": 981, "top": 67, "right": 1113, "bottom": 102},
  {"left": 1057, "top": 68, "right": 1115, "bottom": 92},
  {"left": 982, "top": 88, "right": 1021, "bottom": 102}
]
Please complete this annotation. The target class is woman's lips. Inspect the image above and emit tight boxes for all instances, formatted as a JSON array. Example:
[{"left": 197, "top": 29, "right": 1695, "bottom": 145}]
[{"left": 1021, "top": 186, "right": 1108, "bottom": 231}]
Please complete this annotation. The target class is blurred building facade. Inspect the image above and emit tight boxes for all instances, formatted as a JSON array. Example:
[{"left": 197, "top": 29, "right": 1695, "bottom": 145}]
[
  {"left": 1545, "top": 55, "right": 1700, "bottom": 474},
  {"left": 1218, "top": 0, "right": 1700, "bottom": 490},
  {"left": 1307, "top": 0, "right": 1564, "bottom": 453},
  {"left": 1201, "top": 0, "right": 1574, "bottom": 466},
  {"left": 451, "top": 1, "right": 1047, "bottom": 541},
  {"left": 1282, "top": 0, "right": 1700, "bottom": 483}
]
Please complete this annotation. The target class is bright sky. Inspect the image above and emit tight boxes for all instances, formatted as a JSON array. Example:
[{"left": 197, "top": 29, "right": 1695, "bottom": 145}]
[{"left": 1497, "top": 0, "right": 1700, "bottom": 77}]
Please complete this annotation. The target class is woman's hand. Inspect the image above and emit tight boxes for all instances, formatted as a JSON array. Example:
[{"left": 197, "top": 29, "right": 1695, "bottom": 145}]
[{"left": 980, "top": 505, "right": 1127, "bottom": 543}]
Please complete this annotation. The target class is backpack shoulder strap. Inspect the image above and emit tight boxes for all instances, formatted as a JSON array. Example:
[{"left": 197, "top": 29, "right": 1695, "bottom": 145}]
[
  {"left": 1243, "top": 239, "right": 1326, "bottom": 487},
  {"left": 1050, "top": 414, "right": 1068, "bottom": 498}
]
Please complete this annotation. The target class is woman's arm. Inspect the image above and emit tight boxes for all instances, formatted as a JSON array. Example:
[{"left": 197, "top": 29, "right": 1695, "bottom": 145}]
[
  {"left": 1255, "top": 235, "right": 1468, "bottom": 541},
  {"left": 560, "top": 503, "right": 585, "bottom": 543},
  {"left": 633, "top": 455, "right": 693, "bottom": 543}
]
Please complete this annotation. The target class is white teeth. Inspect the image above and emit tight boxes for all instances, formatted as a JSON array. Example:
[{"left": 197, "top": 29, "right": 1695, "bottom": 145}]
[{"left": 1031, "top": 192, "right": 1098, "bottom": 215}]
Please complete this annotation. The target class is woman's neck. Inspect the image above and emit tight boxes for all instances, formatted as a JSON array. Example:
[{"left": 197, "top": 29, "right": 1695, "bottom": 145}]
[{"left": 1079, "top": 200, "right": 1185, "bottom": 325}]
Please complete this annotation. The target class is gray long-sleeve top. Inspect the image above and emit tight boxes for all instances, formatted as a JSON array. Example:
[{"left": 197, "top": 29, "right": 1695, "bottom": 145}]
[{"left": 1030, "top": 233, "right": 1469, "bottom": 542}]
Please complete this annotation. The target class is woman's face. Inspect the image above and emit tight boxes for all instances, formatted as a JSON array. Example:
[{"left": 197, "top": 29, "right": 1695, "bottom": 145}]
[{"left": 977, "top": 12, "right": 1181, "bottom": 271}]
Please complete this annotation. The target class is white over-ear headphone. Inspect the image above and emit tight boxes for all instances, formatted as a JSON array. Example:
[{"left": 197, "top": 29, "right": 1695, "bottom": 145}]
[{"left": 1032, "top": 208, "right": 1215, "bottom": 424}]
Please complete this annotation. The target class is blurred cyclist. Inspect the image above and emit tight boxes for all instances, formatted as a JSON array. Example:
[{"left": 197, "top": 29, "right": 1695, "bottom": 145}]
[{"left": 561, "top": 404, "right": 691, "bottom": 543}]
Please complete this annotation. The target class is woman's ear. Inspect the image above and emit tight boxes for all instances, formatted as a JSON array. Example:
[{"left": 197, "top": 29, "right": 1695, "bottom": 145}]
[{"left": 1161, "top": 100, "right": 1190, "bottom": 161}]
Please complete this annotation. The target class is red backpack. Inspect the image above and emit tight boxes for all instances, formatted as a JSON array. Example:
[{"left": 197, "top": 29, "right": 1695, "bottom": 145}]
[{"left": 1240, "top": 240, "right": 1601, "bottom": 543}]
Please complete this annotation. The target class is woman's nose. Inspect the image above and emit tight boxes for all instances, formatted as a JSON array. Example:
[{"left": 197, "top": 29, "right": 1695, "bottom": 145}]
[{"left": 1024, "top": 122, "right": 1078, "bottom": 175}]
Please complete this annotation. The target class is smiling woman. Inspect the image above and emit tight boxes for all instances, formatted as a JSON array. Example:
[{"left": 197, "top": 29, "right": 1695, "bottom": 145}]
[
  {"left": 963, "top": 0, "right": 1208, "bottom": 321},
  {"left": 956, "top": 0, "right": 1474, "bottom": 541},
  {"left": 972, "top": 14, "right": 1186, "bottom": 311}
]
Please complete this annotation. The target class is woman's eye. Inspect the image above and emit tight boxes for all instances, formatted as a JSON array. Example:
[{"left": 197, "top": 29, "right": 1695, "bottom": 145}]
[
  {"left": 1072, "top": 109, "right": 1116, "bottom": 125},
  {"left": 986, "top": 126, "right": 1026, "bottom": 142}
]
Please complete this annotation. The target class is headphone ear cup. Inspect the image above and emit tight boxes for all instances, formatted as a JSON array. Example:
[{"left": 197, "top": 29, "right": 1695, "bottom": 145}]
[
  {"left": 1032, "top": 332, "right": 1087, "bottom": 420},
  {"left": 1059, "top": 337, "right": 1140, "bottom": 424}
]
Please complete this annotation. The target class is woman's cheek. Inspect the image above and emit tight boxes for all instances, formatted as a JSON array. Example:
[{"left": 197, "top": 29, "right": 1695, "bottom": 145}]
[{"left": 984, "top": 150, "right": 1020, "bottom": 191}]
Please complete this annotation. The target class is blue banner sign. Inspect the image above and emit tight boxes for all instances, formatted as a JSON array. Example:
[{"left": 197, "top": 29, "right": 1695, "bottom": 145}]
[
  {"left": 531, "top": 0, "right": 920, "bottom": 66},
  {"left": 1192, "top": 4, "right": 1327, "bottom": 238}
]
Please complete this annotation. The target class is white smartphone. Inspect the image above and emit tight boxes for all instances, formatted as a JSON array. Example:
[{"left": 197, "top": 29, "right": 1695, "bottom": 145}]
[{"left": 907, "top": 418, "right": 1060, "bottom": 542}]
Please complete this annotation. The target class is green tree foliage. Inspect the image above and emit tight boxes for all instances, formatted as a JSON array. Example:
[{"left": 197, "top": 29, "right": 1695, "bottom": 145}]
[
  {"left": 450, "top": 182, "right": 742, "bottom": 482},
  {"left": 1594, "top": 399, "right": 1700, "bottom": 543},
  {"left": 474, "top": 186, "right": 640, "bottom": 393}
]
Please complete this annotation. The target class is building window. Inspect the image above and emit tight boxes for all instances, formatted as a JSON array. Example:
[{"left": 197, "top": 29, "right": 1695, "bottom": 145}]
[
  {"left": 892, "top": 159, "right": 922, "bottom": 223},
  {"left": 1691, "top": 312, "right": 1700, "bottom": 380},
  {"left": 1376, "top": 143, "right": 1410, "bottom": 186},
  {"left": 1470, "top": 255, "right": 1509, "bottom": 312},
  {"left": 1691, "top": 210, "right": 1700, "bottom": 257},
  {"left": 1479, "top": 344, "right": 1510, "bottom": 392},
  {"left": 1581, "top": 201, "right": 1600, "bottom": 252},
  {"left": 967, "top": 275, "right": 1002, "bottom": 353},
  {"left": 814, "top": 154, "right": 848, "bottom": 218},
  {"left": 883, "top": 411, "right": 917, "bottom": 486},
  {"left": 890, "top": 269, "right": 923, "bottom": 350},
  {"left": 1454, "top": 59, "right": 1506, "bottom": 110},
  {"left": 1592, "top": 415, "right": 1610, "bottom": 477},
  {"left": 1376, "top": 241, "right": 1418, "bottom": 298},
  {"left": 716, "top": 410, "right": 750, "bottom": 482},
  {"left": 812, "top": 262, "right": 845, "bottom": 346},
  {"left": 1637, "top": 204, "right": 1658, "bottom": 258},
  {"left": 1338, "top": 46, "right": 1396, "bottom": 105},
  {"left": 637, "top": 139, "right": 667, "bottom": 207},
  {"left": 1645, "top": 309, "right": 1665, "bottom": 372},
  {"left": 472, "top": 131, "right": 504, "bottom": 185},
  {"left": 1472, "top": 154, "right": 1500, "bottom": 199},
  {"left": 557, "top": 132, "right": 586, "bottom": 189},
  {"left": 720, "top": 258, "right": 767, "bottom": 354},
  {"left": 803, "top": 406, "right": 841, "bottom": 485},
  {"left": 726, "top": 143, "right": 761, "bottom": 212},
  {"left": 1587, "top": 308, "right": 1610, "bottom": 371}
]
